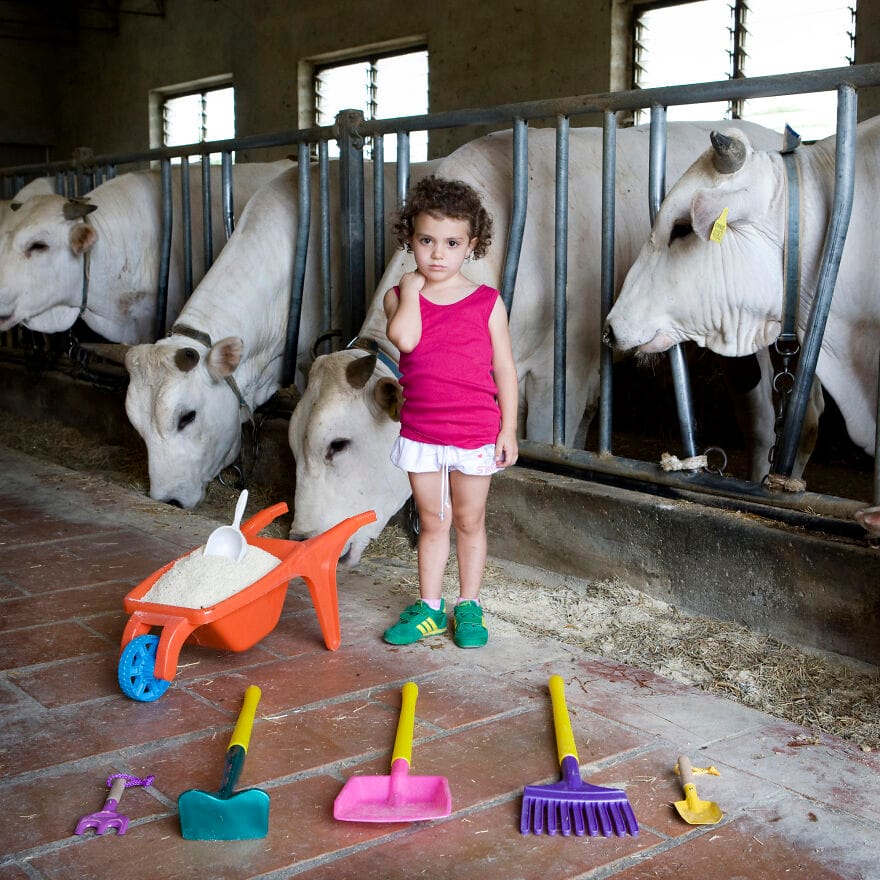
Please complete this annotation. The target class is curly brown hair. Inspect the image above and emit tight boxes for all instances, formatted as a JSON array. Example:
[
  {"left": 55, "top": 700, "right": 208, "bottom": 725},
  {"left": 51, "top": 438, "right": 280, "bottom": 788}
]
[{"left": 393, "top": 175, "right": 493, "bottom": 260}]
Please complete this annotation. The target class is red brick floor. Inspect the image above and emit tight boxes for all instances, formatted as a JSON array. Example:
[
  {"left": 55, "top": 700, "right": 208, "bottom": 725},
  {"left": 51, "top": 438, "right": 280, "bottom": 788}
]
[{"left": 1, "top": 446, "right": 878, "bottom": 879}]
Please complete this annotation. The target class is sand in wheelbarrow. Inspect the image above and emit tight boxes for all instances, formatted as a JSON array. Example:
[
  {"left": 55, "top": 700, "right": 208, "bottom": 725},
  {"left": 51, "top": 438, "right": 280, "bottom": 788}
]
[{"left": 140, "top": 544, "right": 280, "bottom": 609}]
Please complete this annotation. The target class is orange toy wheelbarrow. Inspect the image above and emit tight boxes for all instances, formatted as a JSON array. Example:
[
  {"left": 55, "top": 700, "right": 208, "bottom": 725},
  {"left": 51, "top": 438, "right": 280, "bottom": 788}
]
[{"left": 117, "top": 503, "right": 376, "bottom": 702}]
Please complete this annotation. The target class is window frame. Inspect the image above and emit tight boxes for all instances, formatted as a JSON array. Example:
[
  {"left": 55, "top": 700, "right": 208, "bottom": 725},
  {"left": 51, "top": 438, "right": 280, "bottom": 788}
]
[
  {"left": 630, "top": 0, "right": 857, "bottom": 129},
  {"left": 299, "top": 38, "right": 428, "bottom": 159},
  {"left": 148, "top": 74, "right": 234, "bottom": 155}
]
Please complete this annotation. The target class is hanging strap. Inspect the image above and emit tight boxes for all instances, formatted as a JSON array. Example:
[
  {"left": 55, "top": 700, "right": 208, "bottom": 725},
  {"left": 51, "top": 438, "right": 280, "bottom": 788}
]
[
  {"left": 170, "top": 323, "right": 254, "bottom": 424},
  {"left": 779, "top": 125, "right": 802, "bottom": 346}
]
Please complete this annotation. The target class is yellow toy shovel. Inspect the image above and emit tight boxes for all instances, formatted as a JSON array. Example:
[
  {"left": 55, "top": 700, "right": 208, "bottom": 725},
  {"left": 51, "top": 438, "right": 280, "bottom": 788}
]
[{"left": 673, "top": 755, "right": 723, "bottom": 825}]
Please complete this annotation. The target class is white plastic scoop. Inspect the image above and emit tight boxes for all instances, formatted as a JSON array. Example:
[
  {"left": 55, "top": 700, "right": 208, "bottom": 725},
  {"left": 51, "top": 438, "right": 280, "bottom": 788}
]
[{"left": 204, "top": 489, "right": 249, "bottom": 562}]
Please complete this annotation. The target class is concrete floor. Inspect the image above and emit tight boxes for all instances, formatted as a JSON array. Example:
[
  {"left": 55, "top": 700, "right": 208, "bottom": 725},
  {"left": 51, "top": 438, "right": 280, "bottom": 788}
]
[{"left": 1, "top": 444, "right": 879, "bottom": 879}]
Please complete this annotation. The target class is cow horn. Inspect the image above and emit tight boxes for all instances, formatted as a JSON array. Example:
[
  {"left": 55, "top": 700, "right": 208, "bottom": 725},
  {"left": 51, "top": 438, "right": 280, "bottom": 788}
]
[
  {"left": 710, "top": 130, "right": 747, "bottom": 174},
  {"left": 346, "top": 353, "right": 377, "bottom": 389},
  {"left": 174, "top": 347, "right": 200, "bottom": 372},
  {"left": 63, "top": 199, "right": 98, "bottom": 221}
]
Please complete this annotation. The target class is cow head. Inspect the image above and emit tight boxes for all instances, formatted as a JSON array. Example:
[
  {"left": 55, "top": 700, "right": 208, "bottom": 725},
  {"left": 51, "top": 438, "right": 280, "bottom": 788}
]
[
  {"left": 0, "top": 195, "right": 98, "bottom": 333},
  {"left": 288, "top": 351, "right": 408, "bottom": 567},
  {"left": 604, "top": 128, "right": 785, "bottom": 358},
  {"left": 124, "top": 336, "right": 246, "bottom": 508}
]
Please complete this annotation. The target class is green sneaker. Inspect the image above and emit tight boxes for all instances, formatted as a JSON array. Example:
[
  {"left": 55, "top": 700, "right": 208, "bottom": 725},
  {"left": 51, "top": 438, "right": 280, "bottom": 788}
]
[
  {"left": 383, "top": 600, "right": 447, "bottom": 645},
  {"left": 453, "top": 600, "right": 488, "bottom": 648}
]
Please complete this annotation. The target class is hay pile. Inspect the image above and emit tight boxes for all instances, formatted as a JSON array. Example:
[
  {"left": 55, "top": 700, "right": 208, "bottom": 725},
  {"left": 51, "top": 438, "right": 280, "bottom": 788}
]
[
  {"left": 364, "top": 526, "right": 880, "bottom": 751},
  {"left": 4, "top": 412, "right": 878, "bottom": 750}
]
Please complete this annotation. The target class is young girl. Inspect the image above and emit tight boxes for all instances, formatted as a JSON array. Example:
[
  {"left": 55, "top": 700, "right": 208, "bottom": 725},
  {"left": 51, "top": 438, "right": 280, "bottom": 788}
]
[{"left": 382, "top": 175, "right": 518, "bottom": 649}]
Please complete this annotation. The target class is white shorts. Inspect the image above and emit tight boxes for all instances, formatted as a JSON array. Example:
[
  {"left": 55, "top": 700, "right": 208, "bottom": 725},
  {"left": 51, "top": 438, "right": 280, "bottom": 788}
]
[
  {"left": 390, "top": 436, "right": 501, "bottom": 476},
  {"left": 390, "top": 436, "right": 500, "bottom": 520}
]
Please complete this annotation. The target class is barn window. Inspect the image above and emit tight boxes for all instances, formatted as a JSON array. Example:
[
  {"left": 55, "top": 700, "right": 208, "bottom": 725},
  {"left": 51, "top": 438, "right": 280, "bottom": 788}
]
[
  {"left": 633, "top": 0, "right": 856, "bottom": 140},
  {"left": 160, "top": 84, "right": 235, "bottom": 162},
  {"left": 309, "top": 46, "right": 429, "bottom": 161}
]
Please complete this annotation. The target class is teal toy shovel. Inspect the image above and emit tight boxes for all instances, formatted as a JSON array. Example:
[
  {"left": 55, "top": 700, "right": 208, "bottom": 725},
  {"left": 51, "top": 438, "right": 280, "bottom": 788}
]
[{"left": 178, "top": 685, "right": 270, "bottom": 839}]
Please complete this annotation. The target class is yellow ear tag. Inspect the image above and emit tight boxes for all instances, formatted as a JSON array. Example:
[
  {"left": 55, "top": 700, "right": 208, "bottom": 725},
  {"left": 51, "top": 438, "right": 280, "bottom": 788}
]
[{"left": 710, "top": 207, "right": 729, "bottom": 243}]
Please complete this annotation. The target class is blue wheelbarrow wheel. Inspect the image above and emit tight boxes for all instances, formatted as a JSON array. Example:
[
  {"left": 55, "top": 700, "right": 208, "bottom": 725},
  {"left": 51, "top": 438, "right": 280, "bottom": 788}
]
[{"left": 118, "top": 634, "right": 172, "bottom": 702}]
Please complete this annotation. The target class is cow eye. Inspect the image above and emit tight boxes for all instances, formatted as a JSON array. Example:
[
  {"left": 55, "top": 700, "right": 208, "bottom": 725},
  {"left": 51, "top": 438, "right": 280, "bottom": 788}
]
[
  {"left": 325, "top": 438, "right": 350, "bottom": 461},
  {"left": 25, "top": 240, "right": 49, "bottom": 256},
  {"left": 177, "top": 410, "right": 196, "bottom": 431},
  {"left": 668, "top": 222, "right": 693, "bottom": 245}
]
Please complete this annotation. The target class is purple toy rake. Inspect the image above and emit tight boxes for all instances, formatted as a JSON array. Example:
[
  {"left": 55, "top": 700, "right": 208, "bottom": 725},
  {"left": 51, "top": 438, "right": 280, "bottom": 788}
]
[{"left": 75, "top": 773, "right": 154, "bottom": 836}]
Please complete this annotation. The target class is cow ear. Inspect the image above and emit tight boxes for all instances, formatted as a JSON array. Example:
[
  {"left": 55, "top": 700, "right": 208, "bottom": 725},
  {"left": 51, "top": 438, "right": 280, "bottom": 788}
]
[
  {"left": 206, "top": 336, "right": 243, "bottom": 380},
  {"left": 346, "top": 353, "right": 377, "bottom": 389},
  {"left": 70, "top": 224, "right": 98, "bottom": 255},
  {"left": 174, "top": 347, "right": 201, "bottom": 372},
  {"left": 374, "top": 377, "right": 403, "bottom": 422}
]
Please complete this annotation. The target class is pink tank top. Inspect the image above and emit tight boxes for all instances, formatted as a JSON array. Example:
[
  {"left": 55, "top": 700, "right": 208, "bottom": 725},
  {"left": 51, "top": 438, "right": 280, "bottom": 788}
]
[{"left": 397, "top": 284, "right": 501, "bottom": 447}]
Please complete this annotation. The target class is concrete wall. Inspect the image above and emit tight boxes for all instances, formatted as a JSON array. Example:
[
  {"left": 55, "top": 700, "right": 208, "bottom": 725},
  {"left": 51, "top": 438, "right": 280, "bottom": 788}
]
[{"left": 0, "top": 0, "right": 617, "bottom": 166}]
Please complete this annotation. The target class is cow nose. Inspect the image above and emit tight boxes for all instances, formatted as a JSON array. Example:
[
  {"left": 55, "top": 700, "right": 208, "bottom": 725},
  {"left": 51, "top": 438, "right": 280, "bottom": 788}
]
[{"left": 602, "top": 323, "right": 616, "bottom": 349}]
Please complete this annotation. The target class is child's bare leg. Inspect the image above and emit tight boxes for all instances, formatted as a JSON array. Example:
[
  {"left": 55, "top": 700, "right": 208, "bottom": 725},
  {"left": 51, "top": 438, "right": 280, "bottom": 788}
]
[
  {"left": 409, "top": 471, "right": 453, "bottom": 601},
  {"left": 449, "top": 472, "right": 492, "bottom": 600}
]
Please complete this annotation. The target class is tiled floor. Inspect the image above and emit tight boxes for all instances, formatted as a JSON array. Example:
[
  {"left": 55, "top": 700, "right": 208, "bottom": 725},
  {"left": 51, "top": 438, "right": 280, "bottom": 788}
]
[{"left": 1, "top": 444, "right": 878, "bottom": 880}]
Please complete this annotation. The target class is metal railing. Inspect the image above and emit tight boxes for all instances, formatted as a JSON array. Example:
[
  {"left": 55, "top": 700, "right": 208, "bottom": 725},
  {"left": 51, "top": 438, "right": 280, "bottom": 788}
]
[{"left": 2, "top": 62, "right": 879, "bottom": 521}]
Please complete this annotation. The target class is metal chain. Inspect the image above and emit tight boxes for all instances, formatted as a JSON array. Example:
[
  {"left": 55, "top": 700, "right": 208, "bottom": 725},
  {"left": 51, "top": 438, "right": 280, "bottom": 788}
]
[{"left": 767, "top": 336, "right": 801, "bottom": 472}]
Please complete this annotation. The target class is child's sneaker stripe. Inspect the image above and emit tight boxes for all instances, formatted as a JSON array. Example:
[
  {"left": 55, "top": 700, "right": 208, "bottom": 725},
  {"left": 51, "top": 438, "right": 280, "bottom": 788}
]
[{"left": 383, "top": 600, "right": 447, "bottom": 645}]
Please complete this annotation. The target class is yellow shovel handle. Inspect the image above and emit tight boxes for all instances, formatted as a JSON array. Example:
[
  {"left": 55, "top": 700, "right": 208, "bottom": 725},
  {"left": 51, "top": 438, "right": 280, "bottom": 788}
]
[
  {"left": 391, "top": 681, "right": 418, "bottom": 767},
  {"left": 228, "top": 685, "right": 262, "bottom": 753},
  {"left": 549, "top": 674, "right": 579, "bottom": 763}
]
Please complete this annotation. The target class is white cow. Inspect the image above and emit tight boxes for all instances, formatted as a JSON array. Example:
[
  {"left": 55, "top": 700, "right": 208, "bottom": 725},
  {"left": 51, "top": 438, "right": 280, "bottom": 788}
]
[
  {"left": 124, "top": 160, "right": 435, "bottom": 509},
  {"left": 288, "top": 121, "right": 786, "bottom": 566},
  {"left": 0, "top": 161, "right": 291, "bottom": 343},
  {"left": 0, "top": 176, "right": 56, "bottom": 211},
  {"left": 604, "top": 120, "right": 879, "bottom": 465}
]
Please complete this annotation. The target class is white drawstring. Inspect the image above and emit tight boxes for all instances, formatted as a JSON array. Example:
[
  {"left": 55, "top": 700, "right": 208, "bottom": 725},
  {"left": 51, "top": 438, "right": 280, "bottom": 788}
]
[{"left": 439, "top": 445, "right": 450, "bottom": 521}]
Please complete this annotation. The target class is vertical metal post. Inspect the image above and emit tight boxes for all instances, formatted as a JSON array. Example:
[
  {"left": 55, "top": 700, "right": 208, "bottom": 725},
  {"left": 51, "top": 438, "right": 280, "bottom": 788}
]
[
  {"left": 373, "top": 133, "right": 386, "bottom": 290},
  {"left": 553, "top": 115, "right": 569, "bottom": 446},
  {"left": 221, "top": 150, "right": 234, "bottom": 239},
  {"left": 319, "top": 141, "right": 332, "bottom": 354},
  {"left": 501, "top": 118, "right": 528, "bottom": 314},
  {"left": 773, "top": 84, "right": 858, "bottom": 477},
  {"left": 649, "top": 105, "right": 698, "bottom": 458},
  {"left": 180, "top": 159, "right": 193, "bottom": 298},
  {"left": 282, "top": 141, "right": 312, "bottom": 387},
  {"left": 598, "top": 110, "right": 617, "bottom": 455},
  {"left": 155, "top": 158, "right": 173, "bottom": 339},
  {"left": 396, "top": 130, "right": 411, "bottom": 208},
  {"left": 201, "top": 155, "right": 213, "bottom": 272},
  {"left": 337, "top": 109, "right": 367, "bottom": 341}
]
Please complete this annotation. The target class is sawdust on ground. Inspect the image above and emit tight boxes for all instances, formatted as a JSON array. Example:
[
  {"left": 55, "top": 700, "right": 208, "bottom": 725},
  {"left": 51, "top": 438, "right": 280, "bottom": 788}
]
[{"left": 2, "top": 412, "right": 878, "bottom": 751}]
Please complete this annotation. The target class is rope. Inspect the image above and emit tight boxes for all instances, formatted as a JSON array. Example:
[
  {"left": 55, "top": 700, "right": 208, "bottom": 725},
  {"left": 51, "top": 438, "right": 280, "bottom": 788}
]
[
  {"left": 660, "top": 452, "right": 707, "bottom": 472},
  {"left": 763, "top": 472, "right": 807, "bottom": 493}
]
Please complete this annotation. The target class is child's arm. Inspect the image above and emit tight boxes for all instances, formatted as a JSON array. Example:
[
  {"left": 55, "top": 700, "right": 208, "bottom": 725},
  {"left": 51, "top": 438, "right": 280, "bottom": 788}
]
[
  {"left": 488, "top": 297, "right": 519, "bottom": 467},
  {"left": 384, "top": 271, "right": 424, "bottom": 353}
]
